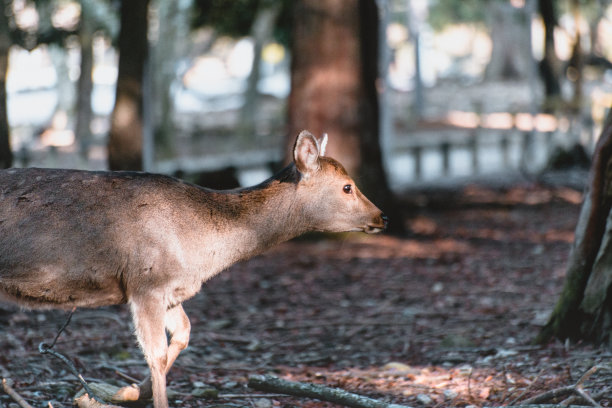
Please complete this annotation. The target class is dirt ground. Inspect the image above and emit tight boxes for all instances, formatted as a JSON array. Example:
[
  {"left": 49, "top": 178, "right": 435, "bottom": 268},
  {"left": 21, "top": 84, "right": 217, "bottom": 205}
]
[{"left": 1, "top": 177, "right": 611, "bottom": 408}]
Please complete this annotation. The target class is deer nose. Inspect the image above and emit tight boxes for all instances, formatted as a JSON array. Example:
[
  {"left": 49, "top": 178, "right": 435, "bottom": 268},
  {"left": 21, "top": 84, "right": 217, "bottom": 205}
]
[{"left": 381, "top": 214, "right": 389, "bottom": 230}]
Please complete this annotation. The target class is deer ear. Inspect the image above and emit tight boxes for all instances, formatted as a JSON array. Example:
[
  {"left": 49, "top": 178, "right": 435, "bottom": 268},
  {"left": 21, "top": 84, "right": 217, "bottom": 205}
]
[{"left": 293, "top": 130, "right": 321, "bottom": 175}]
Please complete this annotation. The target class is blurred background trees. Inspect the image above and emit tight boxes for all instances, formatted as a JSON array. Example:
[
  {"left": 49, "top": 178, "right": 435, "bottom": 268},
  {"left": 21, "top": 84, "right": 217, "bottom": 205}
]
[{"left": 2, "top": 0, "right": 612, "bottom": 175}]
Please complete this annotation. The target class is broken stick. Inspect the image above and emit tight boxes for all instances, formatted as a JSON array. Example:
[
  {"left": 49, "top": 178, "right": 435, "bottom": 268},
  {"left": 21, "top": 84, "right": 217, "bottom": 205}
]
[
  {"left": 2, "top": 378, "right": 34, "bottom": 408},
  {"left": 248, "top": 374, "right": 412, "bottom": 408}
]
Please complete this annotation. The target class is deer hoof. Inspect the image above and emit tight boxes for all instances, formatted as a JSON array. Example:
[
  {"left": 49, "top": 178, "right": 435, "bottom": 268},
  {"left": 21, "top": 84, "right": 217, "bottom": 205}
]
[
  {"left": 112, "top": 384, "right": 141, "bottom": 402},
  {"left": 112, "top": 376, "right": 153, "bottom": 402}
]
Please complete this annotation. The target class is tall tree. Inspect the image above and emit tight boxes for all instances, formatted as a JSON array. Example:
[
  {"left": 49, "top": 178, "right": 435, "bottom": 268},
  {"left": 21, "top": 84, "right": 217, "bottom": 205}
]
[
  {"left": 151, "top": 0, "right": 193, "bottom": 160},
  {"left": 238, "top": 0, "right": 282, "bottom": 138},
  {"left": 537, "top": 108, "right": 612, "bottom": 347},
  {"left": 75, "top": 0, "right": 95, "bottom": 158},
  {"left": 287, "top": 0, "right": 401, "bottom": 232},
  {"left": 538, "top": 0, "right": 561, "bottom": 107},
  {"left": 0, "top": 0, "right": 12, "bottom": 169},
  {"left": 484, "top": 1, "right": 531, "bottom": 80},
  {"left": 108, "top": 0, "right": 149, "bottom": 171}
]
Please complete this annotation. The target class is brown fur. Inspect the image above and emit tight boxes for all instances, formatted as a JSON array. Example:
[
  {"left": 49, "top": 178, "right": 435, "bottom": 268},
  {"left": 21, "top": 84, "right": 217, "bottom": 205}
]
[{"left": 0, "top": 131, "right": 385, "bottom": 408}]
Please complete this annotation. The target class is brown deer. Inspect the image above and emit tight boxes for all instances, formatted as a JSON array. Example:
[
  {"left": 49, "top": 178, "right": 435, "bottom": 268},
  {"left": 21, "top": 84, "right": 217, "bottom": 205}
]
[{"left": 0, "top": 131, "right": 387, "bottom": 408}]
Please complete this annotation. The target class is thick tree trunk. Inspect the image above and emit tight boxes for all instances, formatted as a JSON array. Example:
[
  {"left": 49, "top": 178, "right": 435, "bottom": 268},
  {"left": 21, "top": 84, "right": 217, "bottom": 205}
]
[
  {"left": 288, "top": 0, "right": 362, "bottom": 175},
  {"left": 0, "top": 1, "right": 12, "bottom": 169},
  {"left": 287, "top": 0, "right": 402, "bottom": 233},
  {"left": 108, "top": 0, "right": 149, "bottom": 171},
  {"left": 537, "top": 109, "right": 612, "bottom": 347}
]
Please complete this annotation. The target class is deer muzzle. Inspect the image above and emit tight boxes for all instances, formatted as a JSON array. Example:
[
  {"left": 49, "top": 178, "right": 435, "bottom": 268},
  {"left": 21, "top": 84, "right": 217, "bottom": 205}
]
[{"left": 365, "top": 213, "right": 388, "bottom": 234}]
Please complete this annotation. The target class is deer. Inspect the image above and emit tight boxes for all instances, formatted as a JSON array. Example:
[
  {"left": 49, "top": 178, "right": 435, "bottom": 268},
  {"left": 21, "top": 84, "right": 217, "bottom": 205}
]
[{"left": 0, "top": 130, "right": 387, "bottom": 408}]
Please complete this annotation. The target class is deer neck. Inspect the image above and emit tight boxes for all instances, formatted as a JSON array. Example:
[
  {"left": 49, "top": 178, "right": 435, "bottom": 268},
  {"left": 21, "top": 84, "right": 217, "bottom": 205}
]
[{"left": 208, "top": 169, "right": 309, "bottom": 263}]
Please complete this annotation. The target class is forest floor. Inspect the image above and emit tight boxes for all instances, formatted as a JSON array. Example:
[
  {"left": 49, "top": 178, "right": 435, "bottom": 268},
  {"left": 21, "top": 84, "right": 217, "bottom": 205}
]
[{"left": 1, "top": 176, "right": 611, "bottom": 408}]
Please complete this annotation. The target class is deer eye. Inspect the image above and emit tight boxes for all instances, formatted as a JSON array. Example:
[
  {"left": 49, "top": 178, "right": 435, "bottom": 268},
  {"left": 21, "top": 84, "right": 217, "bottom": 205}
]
[{"left": 343, "top": 184, "right": 352, "bottom": 194}]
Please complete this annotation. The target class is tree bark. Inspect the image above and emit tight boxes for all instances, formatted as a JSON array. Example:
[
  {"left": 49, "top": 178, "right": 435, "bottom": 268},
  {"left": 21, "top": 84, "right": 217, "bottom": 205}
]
[
  {"left": 0, "top": 0, "right": 13, "bottom": 169},
  {"left": 108, "top": 0, "right": 149, "bottom": 171},
  {"left": 287, "top": 0, "right": 402, "bottom": 233},
  {"left": 537, "top": 109, "right": 612, "bottom": 347}
]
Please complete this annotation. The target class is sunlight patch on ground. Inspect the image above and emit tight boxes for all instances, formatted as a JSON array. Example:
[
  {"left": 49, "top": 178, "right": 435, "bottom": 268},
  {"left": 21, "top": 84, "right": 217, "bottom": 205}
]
[
  {"left": 281, "top": 363, "right": 534, "bottom": 407},
  {"left": 285, "top": 235, "right": 473, "bottom": 261}
]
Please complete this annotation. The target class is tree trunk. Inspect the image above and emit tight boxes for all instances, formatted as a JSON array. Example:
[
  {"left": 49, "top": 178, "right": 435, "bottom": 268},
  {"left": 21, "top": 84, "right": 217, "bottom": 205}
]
[
  {"left": 75, "top": 1, "right": 95, "bottom": 158},
  {"left": 287, "top": 0, "right": 402, "bottom": 233},
  {"left": 567, "top": 0, "right": 583, "bottom": 111},
  {"left": 537, "top": 109, "right": 612, "bottom": 348},
  {"left": 151, "top": 0, "right": 192, "bottom": 160},
  {"left": 538, "top": 0, "right": 561, "bottom": 108},
  {"left": 485, "top": 1, "right": 530, "bottom": 80},
  {"left": 0, "top": 0, "right": 12, "bottom": 169},
  {"left": 238, "top": 0, "right": 281, "bottom": 140},
  {"left": 108, "top": 0, "right": 149, "bottom": 171}
]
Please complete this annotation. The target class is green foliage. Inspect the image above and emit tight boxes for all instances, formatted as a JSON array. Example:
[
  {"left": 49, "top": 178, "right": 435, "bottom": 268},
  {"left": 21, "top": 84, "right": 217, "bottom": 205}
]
[
  {"left": 192, "top": 0, "right": 293, "bottom": 45},
  {"left": 428, "top": 0, "right": 487, "bottom": 31},
  {"left": 192, "top": 0, "right": 260, "bottom": 37}
]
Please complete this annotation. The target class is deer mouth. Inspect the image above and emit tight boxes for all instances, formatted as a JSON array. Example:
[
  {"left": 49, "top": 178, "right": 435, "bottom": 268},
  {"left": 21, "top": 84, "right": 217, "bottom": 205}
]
[
  {"left": 364, "top": 214, "right": 388, "bottom": 234},
  {"left": 365, "top": 225, "right": 385, "bottom": 234}
]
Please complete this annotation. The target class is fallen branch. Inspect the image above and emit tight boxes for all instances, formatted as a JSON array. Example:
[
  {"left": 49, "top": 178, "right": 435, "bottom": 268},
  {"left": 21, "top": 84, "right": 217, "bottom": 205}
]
[
  {"left": 248, "top": 375, "right": 412, "bottom": 408},
  {"left": 219, "top": 393, "right": 286, "bottom": 399},
  {"left": 2, "top": 378, "right": 34, "bottom": 408}
]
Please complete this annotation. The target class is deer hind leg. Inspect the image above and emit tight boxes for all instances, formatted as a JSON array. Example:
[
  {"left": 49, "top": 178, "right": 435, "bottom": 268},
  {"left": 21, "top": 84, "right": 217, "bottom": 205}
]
[
  {"left": 113, "top": 296, "right": 169, "bottom": 408},
  {"left": 163, "top": 304, "right": 191, "bottom": 372},
  {"left": 114, "top": 304, "right": 191, "bottom": 405}
]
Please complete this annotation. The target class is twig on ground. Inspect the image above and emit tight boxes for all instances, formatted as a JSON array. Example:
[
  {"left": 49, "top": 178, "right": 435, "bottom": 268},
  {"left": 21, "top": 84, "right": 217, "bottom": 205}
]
[
  {"left": 563, "top": 386, "right": 612, "bottom": 406},
  {"left": 248, "top": 374, "right": 412, "bottom": 408},
  {"left": 519, "top": 385, "right": 575, "bottom": 405},
  {"left": 575, "top": 366, "right": 601, "bottom": 387},
  {"left": 517, "top": 366, "right": 604, "bottom": 407},
  {"left": 486, "top": 405, "right": 594, "bottom": 408},
  {"left": 2, "top": 378, "right": 34, "bottom": 408},
  {"left": 506, "top": 368, "right": 545, "bottom": 405},
  {"left": 113, "top": 369, "right": 141, "bottom": 384}
]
